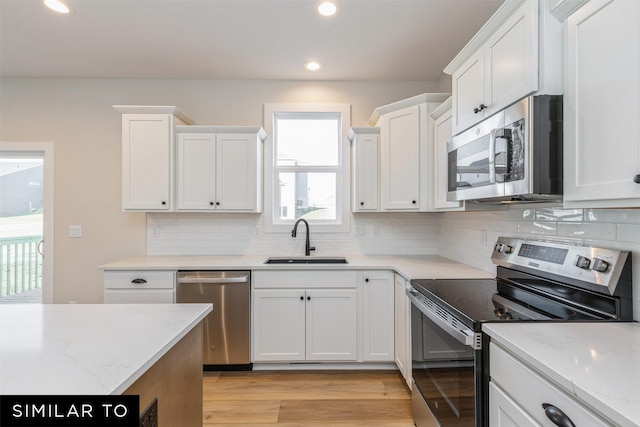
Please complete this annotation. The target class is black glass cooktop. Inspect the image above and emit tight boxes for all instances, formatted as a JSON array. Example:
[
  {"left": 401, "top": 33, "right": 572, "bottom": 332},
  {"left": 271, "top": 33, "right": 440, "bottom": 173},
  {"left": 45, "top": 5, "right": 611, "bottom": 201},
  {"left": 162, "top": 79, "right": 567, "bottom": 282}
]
[
  {"left": 411, "top": 277, "right": 607, "bottom": 330},
  {"left": 411, "top": 279, "right": 499, "bottom": 328}
]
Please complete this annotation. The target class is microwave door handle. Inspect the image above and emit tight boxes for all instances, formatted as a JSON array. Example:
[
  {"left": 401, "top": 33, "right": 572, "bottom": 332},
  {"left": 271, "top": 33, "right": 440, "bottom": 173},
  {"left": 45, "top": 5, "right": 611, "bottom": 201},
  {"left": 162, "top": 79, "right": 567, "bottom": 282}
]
[{"left": 489, "top": 129, "right": 497, "bottom": 183}]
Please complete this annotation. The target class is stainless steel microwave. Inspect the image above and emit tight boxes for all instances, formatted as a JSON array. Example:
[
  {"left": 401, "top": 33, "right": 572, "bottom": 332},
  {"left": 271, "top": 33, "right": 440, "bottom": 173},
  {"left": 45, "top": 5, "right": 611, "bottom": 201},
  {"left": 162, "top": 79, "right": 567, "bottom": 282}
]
[{"left": 447, "top": 95, "right": 562, "bottom": 203}]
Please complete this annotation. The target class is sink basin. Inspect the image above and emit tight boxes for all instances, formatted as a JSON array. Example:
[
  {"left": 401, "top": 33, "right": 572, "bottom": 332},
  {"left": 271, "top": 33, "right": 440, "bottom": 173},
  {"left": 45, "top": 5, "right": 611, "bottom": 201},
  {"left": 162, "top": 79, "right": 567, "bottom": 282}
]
[{"left": 264, "top": 257, "right": 348, "bottom": 264}]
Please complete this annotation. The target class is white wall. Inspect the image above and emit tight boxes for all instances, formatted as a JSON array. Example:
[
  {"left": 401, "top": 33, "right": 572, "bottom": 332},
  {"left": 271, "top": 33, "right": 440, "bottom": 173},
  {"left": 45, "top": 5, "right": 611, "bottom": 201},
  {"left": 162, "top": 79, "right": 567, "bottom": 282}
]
[
  {"left": 438, "top": 204, "right": 640, "bottom": 321},
  {"left": 0, "top": 77, "right": 436, "bottom": 303}
]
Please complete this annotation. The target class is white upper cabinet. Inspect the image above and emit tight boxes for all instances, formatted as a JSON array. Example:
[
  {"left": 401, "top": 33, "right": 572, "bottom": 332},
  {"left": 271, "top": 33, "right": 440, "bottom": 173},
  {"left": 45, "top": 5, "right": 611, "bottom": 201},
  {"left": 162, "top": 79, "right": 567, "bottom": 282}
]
[
  {"left": 431, "top": 98, "right": 463, "bottom": 211},
  {"left": 348, "top": 128, "right": 380, "bottom": 212},
  {"left": 175, "top": 126, "right": 266, "bottom": 212},
  {"left": 115, "top": 105, "right": 194, "bottom": 211},
  {"left": 369, "top": 93, "right": 450, "bottom": 212},
  {"left": 445, "top": 0, "right": 562, "bottom": 135},
  {"left": 561, "top": 0, "right": 640, "bottom": 207}
]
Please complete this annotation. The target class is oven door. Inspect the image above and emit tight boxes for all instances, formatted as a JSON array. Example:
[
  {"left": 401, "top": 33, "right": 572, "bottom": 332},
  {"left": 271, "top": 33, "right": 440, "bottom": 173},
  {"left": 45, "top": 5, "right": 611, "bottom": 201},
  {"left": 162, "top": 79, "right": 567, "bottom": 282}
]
[{"left": 408, "top": 288, "right": 481, "bottom": 427}]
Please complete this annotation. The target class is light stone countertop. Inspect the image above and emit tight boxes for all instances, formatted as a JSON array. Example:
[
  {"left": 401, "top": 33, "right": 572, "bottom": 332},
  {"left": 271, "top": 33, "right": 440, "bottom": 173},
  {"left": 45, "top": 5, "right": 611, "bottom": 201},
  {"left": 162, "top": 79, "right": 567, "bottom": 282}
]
[
  {"left": 0, "top": 303, "right": 212, "bottom": 395},
  {"left": 98, "top": 254, "right": 495, "bottom": 281},
  {"left": 483, "top": 322, "right": 640, "bottom": 427}
]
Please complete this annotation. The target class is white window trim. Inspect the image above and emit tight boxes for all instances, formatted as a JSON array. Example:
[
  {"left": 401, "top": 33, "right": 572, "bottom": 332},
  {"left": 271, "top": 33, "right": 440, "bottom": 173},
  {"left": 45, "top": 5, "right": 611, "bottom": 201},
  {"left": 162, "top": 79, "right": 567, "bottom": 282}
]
[{"left": 263, "top": 103, "right": 351, "bottom": 233}]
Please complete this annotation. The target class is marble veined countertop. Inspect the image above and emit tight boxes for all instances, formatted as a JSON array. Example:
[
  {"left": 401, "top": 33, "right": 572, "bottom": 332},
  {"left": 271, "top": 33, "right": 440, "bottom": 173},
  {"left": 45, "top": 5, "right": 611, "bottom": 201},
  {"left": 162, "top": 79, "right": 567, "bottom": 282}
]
[
  {"left": 484, "top": 322, "right": 640, "bottom": 427},
  {"left": 0, "top": 303, "right": 212, "bottom": 395},
  {"left": 99, "top": 254, "right": 494, "bottom": 281}
]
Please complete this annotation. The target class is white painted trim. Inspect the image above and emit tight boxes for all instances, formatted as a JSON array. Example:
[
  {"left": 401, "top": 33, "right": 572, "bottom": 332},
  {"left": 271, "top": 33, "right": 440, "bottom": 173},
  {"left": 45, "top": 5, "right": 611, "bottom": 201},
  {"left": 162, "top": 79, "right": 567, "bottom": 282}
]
[
  {"left": 0, "top": 141, "right": 54, "bottom": 304},
  {"left": 263, "top": 103, "right": 351, "bottom": 234},
  {"left": 252, "top": 363, "right": 397, "bottom": 371}
]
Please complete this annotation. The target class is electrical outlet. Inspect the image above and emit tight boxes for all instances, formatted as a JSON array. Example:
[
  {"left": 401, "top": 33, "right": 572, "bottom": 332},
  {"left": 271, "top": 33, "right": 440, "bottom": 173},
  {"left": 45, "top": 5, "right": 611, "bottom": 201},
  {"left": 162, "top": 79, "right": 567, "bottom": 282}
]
[
  {"left": 69, "top": 225, "right": 82, "bottom": 238},
  {"left": 151, "top": 227, "right": 160, "bottom": 238},
  {"left": 372, "top": 226, "right": 380, "bottom": 238}
]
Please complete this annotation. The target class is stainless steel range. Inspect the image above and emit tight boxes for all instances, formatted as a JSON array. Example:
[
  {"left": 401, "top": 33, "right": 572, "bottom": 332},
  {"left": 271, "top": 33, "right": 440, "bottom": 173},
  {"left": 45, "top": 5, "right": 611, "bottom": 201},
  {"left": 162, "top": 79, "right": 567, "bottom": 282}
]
[{"left": 407, "top": 237, "right": 633, "bottom": 427}]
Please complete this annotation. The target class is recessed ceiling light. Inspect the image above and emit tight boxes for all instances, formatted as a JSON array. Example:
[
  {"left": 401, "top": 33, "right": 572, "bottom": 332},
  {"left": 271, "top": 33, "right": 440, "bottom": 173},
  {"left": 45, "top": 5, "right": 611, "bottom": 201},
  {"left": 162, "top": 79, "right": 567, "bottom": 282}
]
[
  {"left": 43, "top": 0, "right": 72, "bottom": 14},
  {"left": 305, "top": 61, "right": 322, "bottom": 71},
  {"left": 317, "top": 1, "right": 339, "bottom": 17}
]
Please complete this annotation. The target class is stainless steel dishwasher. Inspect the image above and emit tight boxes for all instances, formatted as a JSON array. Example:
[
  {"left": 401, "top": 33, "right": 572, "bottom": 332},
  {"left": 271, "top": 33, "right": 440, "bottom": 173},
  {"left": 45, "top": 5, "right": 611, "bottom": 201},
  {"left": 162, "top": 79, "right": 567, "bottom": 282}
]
[{"left": 176, "top": 271, "right": 251, "bottom": 370}]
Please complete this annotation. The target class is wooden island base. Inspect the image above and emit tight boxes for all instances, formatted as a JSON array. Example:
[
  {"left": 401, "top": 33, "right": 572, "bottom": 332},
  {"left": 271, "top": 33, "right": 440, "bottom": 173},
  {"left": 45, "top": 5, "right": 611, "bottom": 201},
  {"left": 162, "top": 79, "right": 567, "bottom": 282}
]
[{"left": 124, "top": 323, "right": 204, "bottom": 427}]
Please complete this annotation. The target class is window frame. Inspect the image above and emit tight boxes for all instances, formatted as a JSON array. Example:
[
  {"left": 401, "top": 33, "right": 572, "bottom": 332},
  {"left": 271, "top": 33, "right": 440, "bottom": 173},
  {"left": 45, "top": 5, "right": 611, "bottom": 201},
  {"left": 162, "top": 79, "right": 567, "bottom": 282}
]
[{"left": 263, "top": 103, "right": 351, "bottom": 233}]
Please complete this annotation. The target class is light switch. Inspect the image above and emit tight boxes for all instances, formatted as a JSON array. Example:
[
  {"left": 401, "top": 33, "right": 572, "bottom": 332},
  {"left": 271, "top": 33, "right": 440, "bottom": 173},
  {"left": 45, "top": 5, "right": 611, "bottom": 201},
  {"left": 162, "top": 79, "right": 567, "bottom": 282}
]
[{"left": 69, "top": 225, "right": 82, "bottom": 238}]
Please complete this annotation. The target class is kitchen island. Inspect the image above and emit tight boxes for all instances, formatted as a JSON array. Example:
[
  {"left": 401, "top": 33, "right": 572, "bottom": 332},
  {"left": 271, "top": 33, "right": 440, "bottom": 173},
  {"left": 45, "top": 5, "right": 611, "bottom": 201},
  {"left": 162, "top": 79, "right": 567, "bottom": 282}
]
[{"left": 0, "top": 303, "right": 211, "bottom": 426}]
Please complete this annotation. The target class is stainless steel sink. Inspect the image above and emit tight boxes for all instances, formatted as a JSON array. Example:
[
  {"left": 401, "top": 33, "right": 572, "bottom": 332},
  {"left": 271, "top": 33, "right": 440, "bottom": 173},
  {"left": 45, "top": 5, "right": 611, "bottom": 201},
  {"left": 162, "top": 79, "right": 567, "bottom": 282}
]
[{"left": 264, "top": 257, "right": 348, "bottom": 264}]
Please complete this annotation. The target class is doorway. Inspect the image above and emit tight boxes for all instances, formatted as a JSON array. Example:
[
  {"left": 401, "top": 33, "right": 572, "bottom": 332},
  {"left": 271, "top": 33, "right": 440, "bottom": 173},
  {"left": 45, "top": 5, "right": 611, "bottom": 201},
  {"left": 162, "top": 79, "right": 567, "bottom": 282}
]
[{"left": 0, "top": 142, "right": 53, "bottom": 303}]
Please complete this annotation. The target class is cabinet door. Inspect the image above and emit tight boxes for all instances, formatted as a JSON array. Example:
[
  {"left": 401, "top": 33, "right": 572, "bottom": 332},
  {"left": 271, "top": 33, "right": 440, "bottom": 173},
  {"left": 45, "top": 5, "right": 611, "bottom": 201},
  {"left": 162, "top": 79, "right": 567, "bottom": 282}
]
[
  {"left": 489, "top": 383, "right": 541, "bottom": 427},
  {"left": 306, "top": 289, "right": 358, "bottom": 361},
  {"left": 176, "top": 133, "right": 216, "bottom": 210},
  {"left": 380, "top": 105, "right": 421, "bottom": 210},
  {"left": 216, "top": 133, "right": 258, "bottom": 211},
  {"left": 353, "top": 133, "right": 379, "bottom": 211},
  {"left": 361, "top": 271, "right": 394, "bottom": 361},
  {"left": 433, "top": 108, "right": 463, "bottom": 210},
  {"left": 564, "top": 0, "right": 640, "bottom": 206},
  {"left": 483, "top": 0, "right": 537, "bottom": 119},
  {"left": 252, "top": 289, "right": 306, "bottom": 362},
  {"left": 452, "top": 49, "right": 485, "bottom": 135},
  {"left": 122, "top": 114, "right": 172, "bottom": 210}
]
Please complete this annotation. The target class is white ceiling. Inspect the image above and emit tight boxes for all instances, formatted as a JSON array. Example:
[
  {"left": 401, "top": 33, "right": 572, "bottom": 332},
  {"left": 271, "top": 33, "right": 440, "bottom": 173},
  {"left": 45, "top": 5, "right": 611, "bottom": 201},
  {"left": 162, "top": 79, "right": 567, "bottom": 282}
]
[{"left": 0, "top": 0, "right": 504, "bottom": 81}]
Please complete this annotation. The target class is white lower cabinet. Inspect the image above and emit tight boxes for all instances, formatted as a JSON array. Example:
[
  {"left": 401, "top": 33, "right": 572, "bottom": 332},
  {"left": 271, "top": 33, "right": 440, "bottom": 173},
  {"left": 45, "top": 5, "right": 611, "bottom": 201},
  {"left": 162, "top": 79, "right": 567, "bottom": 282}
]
[
  {"left": 252, "top": 282, "right": 358, "bottom": 363},
  {"left": 103, "top": 270, "right": 175, "bottom": 303},
  {"left": 490, "top": 382, "right": 541, "bottom": 427},
  {"left": 394, "top": 274, "right": 412, "bottom": 387},
  {"left": 489, "top": 342, "right": 611, "bottom": 426},
  {"left": 360, "top": 271, "right": 394, "bottom": 362}
]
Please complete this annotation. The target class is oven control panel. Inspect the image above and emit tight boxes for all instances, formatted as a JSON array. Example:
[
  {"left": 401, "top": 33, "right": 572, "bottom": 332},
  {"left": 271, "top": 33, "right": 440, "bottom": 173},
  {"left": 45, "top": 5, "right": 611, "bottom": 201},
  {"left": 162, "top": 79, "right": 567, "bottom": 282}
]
[{"left": 491, "top": 237, "right": 629, "bottom": 295}]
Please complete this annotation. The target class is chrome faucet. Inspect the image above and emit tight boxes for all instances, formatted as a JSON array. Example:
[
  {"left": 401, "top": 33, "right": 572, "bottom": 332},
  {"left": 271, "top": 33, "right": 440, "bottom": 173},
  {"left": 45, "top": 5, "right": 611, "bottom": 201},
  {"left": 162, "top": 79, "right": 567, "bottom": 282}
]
[{"left": 291, "top": 218, "right": 315, "bottom": 256}]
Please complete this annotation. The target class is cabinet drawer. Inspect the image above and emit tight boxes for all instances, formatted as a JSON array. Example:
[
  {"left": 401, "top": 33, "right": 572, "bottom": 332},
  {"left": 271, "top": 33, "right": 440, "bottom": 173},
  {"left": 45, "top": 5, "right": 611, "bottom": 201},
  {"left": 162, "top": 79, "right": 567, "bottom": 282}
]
[
  {"left": 104, "top": 289, "right": 174, "bottom": 304},
  {"left": 253, "top": 270, "right": 357, "bottom": 289},
  {"left": 490, "top": 342, "right": 610, "bottom": 426},
  {"left": 104, "top": 271, "right": 176, "bottom": 290}
]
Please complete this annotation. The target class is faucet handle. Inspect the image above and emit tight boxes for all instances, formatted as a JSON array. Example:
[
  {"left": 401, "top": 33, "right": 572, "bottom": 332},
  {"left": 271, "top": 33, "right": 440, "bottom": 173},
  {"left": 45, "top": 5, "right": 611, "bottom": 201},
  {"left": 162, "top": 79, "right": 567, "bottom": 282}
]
[{"left": 309, "top": 246, "right": 316, "bottom": 253}]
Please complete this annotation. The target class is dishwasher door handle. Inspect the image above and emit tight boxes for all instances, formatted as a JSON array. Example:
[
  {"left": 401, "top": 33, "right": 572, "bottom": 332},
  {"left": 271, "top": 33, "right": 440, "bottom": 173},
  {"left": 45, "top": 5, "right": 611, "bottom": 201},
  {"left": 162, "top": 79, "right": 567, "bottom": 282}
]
[{"left": 177, "top": 275, "right": 249, "bottom": 284}]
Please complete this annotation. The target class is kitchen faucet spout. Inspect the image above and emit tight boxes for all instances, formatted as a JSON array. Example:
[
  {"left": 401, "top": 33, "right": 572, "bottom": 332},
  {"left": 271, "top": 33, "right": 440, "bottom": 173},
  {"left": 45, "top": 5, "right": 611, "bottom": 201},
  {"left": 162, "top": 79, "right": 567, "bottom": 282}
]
[{"left": 291, "top": 219, "right": 315, "bottom": 256}]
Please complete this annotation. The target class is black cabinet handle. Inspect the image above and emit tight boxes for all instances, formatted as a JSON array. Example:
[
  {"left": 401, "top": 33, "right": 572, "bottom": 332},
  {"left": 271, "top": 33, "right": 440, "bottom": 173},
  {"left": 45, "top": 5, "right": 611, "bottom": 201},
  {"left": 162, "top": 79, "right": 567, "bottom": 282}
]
[
  {"left": 307, "top": 296, "right": 311, "bottom": 301},
  {"left": 473, "top": 104, "right": 487, "bottom": 114},
  {"left": 161, "top": 201, "right": 166, "bottom": 205},
  {"left": 210, "top": 202, "right": 214, "bottom": 206},
  {"left": 542, "top": 403, "right": 575, "bottom": 427},
  {"left": 634, "top": 174, "right": 640, "bottom": 183},
  {"left": 300, "top": 296, "right": 304, "bottom": 300},
  {"left": 365, "top": 278, "right": 369, "bottom": 282},
  {"left": 131, "top": 278, "right": 147, "bottom": 284},
  {"left": 412, "top": 200, "right": 417, "bottom": 204},
  {"left": 216, "top": 202, "right": 220, "bottom": 206},
  {"left": 360, "top": 201, "right": 364, "bottom": 206}
]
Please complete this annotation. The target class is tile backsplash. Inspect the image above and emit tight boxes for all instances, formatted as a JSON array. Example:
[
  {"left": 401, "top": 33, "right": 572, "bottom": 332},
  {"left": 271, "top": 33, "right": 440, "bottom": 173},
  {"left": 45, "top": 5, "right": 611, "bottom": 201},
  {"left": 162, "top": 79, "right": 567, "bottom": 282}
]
[
  {"left": 438, "top": 204, "right": 640, "bottom": 320},
  {"left": 146, "top": 212, "right": 439, "bottom": 257},
  {"left": 147, "top": 204, "right": 640, "bottom": 320}
]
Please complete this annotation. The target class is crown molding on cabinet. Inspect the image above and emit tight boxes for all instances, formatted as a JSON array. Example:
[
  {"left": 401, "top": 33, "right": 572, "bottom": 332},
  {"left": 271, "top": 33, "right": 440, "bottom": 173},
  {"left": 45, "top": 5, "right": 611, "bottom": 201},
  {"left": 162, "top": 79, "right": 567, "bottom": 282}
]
[
  {"left": 367, "top": 93, "right": 450, "bottom": 126},
  {"left": 549, "top": 0, "right": 590, "bottom": 22},
  {"left": 113, "top": 105, "right": 195, "bottom": 125}
]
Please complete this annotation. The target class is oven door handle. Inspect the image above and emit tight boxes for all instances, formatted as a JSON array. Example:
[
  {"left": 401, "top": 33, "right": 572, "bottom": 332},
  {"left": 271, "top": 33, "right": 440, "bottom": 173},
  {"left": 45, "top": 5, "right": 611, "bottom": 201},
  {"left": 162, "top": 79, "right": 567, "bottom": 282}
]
[{"left": 407, "top": 288, "right": 481, "bottom": 350}]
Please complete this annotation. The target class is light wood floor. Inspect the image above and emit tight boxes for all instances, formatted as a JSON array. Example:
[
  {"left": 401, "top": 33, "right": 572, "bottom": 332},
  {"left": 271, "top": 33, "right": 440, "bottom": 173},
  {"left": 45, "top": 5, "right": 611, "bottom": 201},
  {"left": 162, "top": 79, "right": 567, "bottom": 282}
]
[{"left": 203, "top": 370, "right": 414, "bottom": 426}]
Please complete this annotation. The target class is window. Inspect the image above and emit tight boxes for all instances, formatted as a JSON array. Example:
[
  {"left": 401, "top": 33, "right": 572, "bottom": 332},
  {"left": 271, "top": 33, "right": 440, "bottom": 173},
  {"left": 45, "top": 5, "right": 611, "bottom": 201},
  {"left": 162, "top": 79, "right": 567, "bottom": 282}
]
[{"left": 264, "top": 103, "right": 351, "bottom": 233}]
